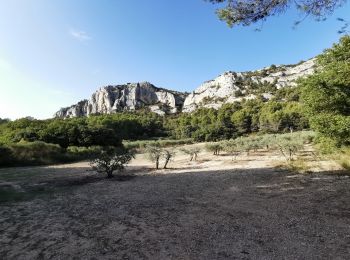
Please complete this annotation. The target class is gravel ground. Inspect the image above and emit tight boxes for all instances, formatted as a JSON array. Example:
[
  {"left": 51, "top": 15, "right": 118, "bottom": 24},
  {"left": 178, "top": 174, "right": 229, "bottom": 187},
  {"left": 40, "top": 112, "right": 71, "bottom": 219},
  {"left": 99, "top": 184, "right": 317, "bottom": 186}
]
[{"left": 0, "top": 150, "right": 349, "bottom": 259}]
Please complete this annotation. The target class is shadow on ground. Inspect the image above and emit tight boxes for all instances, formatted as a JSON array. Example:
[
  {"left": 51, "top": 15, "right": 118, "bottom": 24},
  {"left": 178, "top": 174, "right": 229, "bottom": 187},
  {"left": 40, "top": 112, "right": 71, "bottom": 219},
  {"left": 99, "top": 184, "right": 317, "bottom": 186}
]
[{"left": 0, "top": 165, "right": 349, "bottom": 259}]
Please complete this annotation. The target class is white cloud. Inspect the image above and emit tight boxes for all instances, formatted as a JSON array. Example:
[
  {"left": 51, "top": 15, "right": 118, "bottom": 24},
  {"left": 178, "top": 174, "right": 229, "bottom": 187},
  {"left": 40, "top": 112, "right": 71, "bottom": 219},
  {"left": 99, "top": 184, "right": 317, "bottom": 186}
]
[{"left": 69, "top": 29, "right": 91, "bottom": 41}]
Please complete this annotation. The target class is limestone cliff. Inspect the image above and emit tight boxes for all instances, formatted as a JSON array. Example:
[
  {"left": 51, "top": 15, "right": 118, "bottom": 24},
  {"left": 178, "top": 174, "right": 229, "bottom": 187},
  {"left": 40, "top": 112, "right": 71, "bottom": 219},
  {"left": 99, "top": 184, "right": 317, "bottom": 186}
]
[
  {"left": 182, "top": 59, "right": 315, "bottom": 112},
  {"left": 55, "top": 82, "right": 186, "bottom": 118},
  {"left": 55, "top": 59, "right": 315, "bottom": 118}
]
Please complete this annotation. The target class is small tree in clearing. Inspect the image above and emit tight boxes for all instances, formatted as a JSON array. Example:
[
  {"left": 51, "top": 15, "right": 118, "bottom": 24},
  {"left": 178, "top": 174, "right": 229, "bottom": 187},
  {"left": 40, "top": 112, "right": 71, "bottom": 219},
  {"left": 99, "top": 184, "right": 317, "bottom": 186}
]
[
  {"left": 205, "top": 143, "right": 222, "bottom": 155},
  {"left": 180, "top": 147, "right": 201, "bottom": 161},
  {"left": 90, "top": 147, "right": 134, "bottom": 178},
  {"left": 223, "top": 140, "right": 242, "bottom": 161},
  {"left": 146, "top": 145, "right": 162, "bottom": 169},
  {"left": 162, "top": 149, "right": 175, "bottom": 169},
  {"left": 275, "top": 135, "right": 304, "bottom": 161}
]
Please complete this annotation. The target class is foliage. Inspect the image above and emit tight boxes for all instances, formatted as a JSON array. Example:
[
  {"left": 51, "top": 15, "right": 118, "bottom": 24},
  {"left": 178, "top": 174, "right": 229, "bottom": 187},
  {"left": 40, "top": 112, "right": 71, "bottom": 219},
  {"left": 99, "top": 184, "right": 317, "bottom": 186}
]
[
  {"left": 90, "top": 147, "right": 135, "bottom": 178},
  {"left": 123, "top": 138, "right": 193, "bottom": 150},
  {"left": 208, "top": 0, "right": 345, "bottom": 28},
  {"left": 145, "top": 144, "right": 163, "bottom": 169},
  {"left": 166, "top": 97, "right": 308, "bottom": 142},
  {"left": 180, "top": 147, "right": 201, "bottom": 161},
  {"left": 0, "top": 112, "right": 165, "bottom": 148},
  {"left": 0, "top": 141, "right": 68, "bottom": 166},
  {"left": 300, "top": 35, "right": 350, "bottom": 146},
  {"left": 205, "top": 143, "right": 223, "bottom": 155},
  {"left": 145, "top": 145, "right": 177, "bottom": 169},
  {"left": 274, "top": 134, "right": 304, "bottom": 161},
  {"left": 207, "top": 131, "right": 315, "bottom": 161}
]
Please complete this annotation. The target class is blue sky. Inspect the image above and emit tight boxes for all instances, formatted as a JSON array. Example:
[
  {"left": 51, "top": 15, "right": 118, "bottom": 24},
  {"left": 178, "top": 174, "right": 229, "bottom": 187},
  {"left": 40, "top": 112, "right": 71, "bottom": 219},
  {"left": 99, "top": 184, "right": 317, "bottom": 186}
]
[{"left": 0, "top": 0, "right": 349, "bottom": 119}]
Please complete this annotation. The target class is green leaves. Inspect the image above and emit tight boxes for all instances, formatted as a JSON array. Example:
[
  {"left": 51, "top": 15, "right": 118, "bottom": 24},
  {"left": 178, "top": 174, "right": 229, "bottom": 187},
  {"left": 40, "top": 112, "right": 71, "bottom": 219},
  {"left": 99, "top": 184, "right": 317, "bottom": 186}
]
[
  {"left": 300, "top": 35, "right": 350, "bottom": 146},
  {"left": 209, "top": 0, "right": 345, "bottom": 28},
  {"left": 90, "top": 147, "right": 135, "bottom": 178}
]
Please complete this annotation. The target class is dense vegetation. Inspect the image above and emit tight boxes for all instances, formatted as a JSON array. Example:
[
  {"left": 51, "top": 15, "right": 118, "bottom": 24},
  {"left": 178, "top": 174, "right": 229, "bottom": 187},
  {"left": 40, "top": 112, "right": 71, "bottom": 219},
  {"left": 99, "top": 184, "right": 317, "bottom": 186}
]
[
  {"left": 300, "top": 35, "right": 350, "bottom": 147},
  {"left": 0, "top": 113, "right": 164, "bottom": 166},
  {"left": 166, "top": 98, "right": 308, "bottom": 141},
  {"left": 0, "top": 112, "right": 164, "bottom": 147}
]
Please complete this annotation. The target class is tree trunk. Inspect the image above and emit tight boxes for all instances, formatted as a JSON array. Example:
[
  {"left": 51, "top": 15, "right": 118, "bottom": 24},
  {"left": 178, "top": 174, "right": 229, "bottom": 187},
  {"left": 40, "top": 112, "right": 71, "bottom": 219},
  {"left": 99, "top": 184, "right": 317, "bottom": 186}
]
[
  {"left": 107, "top": 171, "right": 114, "bottom": 178},
  {"left": 164, "top": 158, "right": 170, "bottom": 169}
]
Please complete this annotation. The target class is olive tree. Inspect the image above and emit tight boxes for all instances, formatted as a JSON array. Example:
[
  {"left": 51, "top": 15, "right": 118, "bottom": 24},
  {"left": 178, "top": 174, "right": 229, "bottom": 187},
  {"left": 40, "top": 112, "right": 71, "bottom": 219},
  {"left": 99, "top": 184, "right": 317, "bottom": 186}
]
[
  {"left": 275, "top": 134, "right": 304, "bottom": 161},
  {"left": 180, "top": 147, "right": 201, "bottom": 161},
  {"left": 162, "top": 149, "right": 176, "bottom": 169},
  {"left": 205, "top": 143, "right": 223, "bottom": 155},
  {"left": 90, "top": 147, "right": 135, "bottom": 178},
  {"left": 145, "top": 145, "right": 162, "bottom": 169}
]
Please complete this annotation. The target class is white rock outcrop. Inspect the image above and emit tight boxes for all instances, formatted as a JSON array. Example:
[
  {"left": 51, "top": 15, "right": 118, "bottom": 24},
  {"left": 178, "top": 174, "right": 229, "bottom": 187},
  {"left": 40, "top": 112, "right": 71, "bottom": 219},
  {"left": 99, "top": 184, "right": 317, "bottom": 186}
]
[
  {"left": 182, "top": 59, "right": 315, "bottom": 112},
  {"left": 54, "top": 59, "right": 316, "bottom": 118},
  {"left": 55, "top": 82, "right": 186, "bottom": 118}
]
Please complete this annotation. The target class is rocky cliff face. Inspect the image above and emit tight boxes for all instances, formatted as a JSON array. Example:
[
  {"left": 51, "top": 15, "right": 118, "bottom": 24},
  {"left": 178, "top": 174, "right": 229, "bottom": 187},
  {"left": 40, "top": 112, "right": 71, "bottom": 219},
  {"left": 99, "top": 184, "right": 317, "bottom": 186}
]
[
  {"left": 182, "top": 59, "right": 315, "bottom": 112},
  {"left": 55, "top": 59, "right": 315, "bottom": 118},
  {"left": 55, "top": 82, "right": 186, "bottom": 118}
]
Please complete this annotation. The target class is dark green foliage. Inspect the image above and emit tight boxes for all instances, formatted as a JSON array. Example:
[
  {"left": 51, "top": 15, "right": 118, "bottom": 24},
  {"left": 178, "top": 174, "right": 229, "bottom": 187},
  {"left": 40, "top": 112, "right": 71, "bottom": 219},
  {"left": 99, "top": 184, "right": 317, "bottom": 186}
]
[
  {"left": 300, "top": 35, "right": 350, "bottom": 146},
  {"left": 0, "top": 142, "right": 67, "bottom": 166},
  {"left": 90, "top": 146, "right": 135, "bottom": 178},
  {"left": 166, "top": 97, "right": 308, "bottom": 141},
  {"left": 0, "top": 146, "right": 15, "bottom": 166},
  {"left": 208, "top": 0, "right": 344, "bottom": 28},
  {"left": 0, "top": 112, "right": 165, "bottom": 148}
]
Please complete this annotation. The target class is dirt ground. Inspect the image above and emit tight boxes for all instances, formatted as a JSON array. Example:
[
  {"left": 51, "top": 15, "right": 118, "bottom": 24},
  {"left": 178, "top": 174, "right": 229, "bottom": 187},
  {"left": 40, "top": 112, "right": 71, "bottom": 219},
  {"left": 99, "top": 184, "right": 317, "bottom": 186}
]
[{"left": 0, "top": 145, "right": 349, "bottom": 259}]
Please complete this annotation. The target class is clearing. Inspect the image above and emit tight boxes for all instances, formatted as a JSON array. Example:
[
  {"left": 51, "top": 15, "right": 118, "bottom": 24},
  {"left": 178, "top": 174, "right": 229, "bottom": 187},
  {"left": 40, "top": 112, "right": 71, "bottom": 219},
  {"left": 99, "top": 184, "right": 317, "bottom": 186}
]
[{"left": 0, "top": 144, "right": 349, "bottom": 259}]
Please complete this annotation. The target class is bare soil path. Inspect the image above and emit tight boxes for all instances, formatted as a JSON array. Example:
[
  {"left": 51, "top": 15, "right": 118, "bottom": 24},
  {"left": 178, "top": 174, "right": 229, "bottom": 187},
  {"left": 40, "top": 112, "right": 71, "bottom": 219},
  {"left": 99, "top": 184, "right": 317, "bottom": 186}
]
[{"left": 0, "top": 147, "right": 349, "bottom": 259}]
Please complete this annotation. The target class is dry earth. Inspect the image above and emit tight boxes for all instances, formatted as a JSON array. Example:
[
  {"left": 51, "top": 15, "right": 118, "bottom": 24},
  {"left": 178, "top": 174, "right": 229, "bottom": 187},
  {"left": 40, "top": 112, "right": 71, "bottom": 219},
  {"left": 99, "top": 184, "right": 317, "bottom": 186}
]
[{"left": 0, "top": 145, "right": 349, "bottom": 259}]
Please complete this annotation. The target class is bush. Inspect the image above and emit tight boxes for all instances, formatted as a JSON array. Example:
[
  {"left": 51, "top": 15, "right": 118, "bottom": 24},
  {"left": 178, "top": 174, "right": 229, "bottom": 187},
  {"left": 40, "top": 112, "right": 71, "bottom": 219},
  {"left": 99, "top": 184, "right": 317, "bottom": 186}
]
[
  {"left": 274, "top": 134, "right": 304, "bottom": 161},
  {"left": 123, "top": 138, "right": 193, "bottom": 151},
  {"left": 180, "top": 147, "right": 201, "bottom": 161},
  {"left": 90, "top": 146, "right": 135, "bottom": 178},
  {"left": 145, "top": 144, "right": 163, "bottom": 169},
  {"left": 0, "top": 146, "right": 15, "bottom": 166},
  {"left": 0, "top": 142, "right": 109, "bottom": 167},
  {"left": 205, "top": 143, "right": 223, "bottom": 155},
  {"left": 67, "top": 146, "right": 104, "bottom": 160},
  {"left": 8, "top": 141, "right": 67, "bottom": 166}
]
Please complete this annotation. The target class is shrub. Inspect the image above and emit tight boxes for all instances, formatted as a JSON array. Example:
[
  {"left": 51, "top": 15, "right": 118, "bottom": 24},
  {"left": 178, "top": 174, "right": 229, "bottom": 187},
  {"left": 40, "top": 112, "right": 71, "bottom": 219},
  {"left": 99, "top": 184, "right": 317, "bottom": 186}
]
[
  {"left": 222, "top": 140, "right": 242, "bottom": 161},
  {"left": 9, "top": 141, "right": 66, "bottom": 165},
  {"left": 205, "top": 143, "right": 223, "bottom": 155},
  {"left": 180, "top": 147, "right": 201, "bottom": 161},
  {"left": 0, "top": 146, "right": 15, "bottom": 166},
  {"left": 90, "top": 147, "right": 134, "bottom": 178},
  {"left": 145, "top": 144, "right": 163, "bottom": 169},
  {"left": 275, "top": 134, "right": 304, "bottom": 161}
]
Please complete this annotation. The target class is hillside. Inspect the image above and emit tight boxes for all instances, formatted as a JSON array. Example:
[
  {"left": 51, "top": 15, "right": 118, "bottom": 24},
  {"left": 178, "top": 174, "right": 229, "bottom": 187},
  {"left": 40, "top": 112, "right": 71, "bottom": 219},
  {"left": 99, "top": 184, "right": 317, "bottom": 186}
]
[
  {"left": 55, "top": 82, "right": 187, "bottom": 118},
  {"left": 54, "top": 59, "right": 315, "bottom": 118}
]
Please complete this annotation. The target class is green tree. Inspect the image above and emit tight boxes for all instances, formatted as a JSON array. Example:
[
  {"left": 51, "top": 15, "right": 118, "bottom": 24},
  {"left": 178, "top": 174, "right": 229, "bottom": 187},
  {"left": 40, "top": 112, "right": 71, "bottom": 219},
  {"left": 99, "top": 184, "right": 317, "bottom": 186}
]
[
  {"left": 90, "top": 147, "right": 134, "bottom": 178},
  {"left": 300, "top": 35, "right": 350, "bottom": 145},
  {"left": 208, "top": 0, "right": 345, "bottom": 28}
]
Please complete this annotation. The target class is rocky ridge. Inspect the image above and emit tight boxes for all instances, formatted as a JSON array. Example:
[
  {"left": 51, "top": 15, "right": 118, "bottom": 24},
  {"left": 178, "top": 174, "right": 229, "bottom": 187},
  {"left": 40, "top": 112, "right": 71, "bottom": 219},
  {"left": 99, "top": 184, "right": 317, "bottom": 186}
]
[
  {"left": 55, "top": 82, "right": 187, "bottom": 118},
  {"left": 182, "top": 59, "right": 315, "bottom": 112},
  {"left": 55, "top": 59, "right": 315, "bottom": 118}
]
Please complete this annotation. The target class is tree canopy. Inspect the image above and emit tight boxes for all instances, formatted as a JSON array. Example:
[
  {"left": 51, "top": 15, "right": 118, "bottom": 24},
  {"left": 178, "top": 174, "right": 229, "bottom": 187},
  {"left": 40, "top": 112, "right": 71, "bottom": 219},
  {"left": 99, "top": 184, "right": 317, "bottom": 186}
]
[
  {"left": 208, "top": 0, "right": 346, "bottom": 27},
  {"left": 300, "top": 35, "right": 350, "bottom": 145}
]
